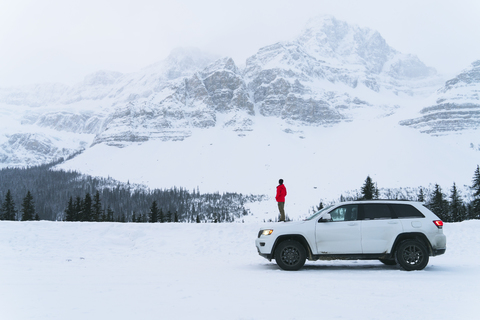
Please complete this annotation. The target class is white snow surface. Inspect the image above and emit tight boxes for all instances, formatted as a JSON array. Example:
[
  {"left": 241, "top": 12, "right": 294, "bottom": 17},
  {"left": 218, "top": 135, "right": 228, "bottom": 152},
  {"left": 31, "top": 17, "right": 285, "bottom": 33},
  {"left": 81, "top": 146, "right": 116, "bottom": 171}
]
[{"left": 1, "top": 220, "right": 479, "bottom": 320}]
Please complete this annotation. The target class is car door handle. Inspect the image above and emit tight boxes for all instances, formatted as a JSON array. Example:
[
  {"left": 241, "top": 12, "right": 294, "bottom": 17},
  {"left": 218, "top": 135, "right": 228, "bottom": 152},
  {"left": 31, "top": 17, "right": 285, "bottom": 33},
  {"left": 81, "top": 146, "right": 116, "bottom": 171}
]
[
  {"left": 348, "top": 222, "right": 358, "bottom": 226},
  {"left": 388, "top": 221, "right": 399, "bottom": 224}
]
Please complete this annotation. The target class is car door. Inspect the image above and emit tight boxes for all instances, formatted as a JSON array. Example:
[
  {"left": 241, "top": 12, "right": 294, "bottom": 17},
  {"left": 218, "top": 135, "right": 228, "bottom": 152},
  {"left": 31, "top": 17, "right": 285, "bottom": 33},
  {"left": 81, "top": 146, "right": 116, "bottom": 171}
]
[
  {"left": 360, "top": 204, "right": 403, "bottom": 254},
  {"left": 315, "top": 204, "right": 362, "bottom": 254}
]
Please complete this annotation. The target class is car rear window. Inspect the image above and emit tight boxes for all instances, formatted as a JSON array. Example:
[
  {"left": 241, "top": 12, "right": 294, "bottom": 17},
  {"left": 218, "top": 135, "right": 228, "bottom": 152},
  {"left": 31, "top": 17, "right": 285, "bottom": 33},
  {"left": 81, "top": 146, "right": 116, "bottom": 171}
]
[
  {"left": 362, "top": 204, "right": 392, "bottom": 220},
  {"left": 390, "top": 204, "right": 425, "bottom": 218}
]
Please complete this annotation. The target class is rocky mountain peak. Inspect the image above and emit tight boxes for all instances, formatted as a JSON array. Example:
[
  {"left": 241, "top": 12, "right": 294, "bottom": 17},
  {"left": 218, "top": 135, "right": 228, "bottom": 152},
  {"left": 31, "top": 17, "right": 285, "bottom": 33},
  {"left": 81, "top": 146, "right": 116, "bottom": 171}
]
[
  {"left": 144, "top": 47, "right": 219, "bottom": 81},
  {"left": 296, "top": 15, "right": 436, "bottom": 80},
  {"left": 201, "top": 57, "right": 239, "bottom": 76},
  {"left": 297, "top": 15, "right": 393, "bottom": 73}
]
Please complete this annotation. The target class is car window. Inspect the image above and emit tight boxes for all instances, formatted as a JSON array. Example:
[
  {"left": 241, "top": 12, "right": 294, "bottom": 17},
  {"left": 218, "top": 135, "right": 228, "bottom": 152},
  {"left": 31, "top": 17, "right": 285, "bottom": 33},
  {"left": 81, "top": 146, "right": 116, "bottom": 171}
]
[
  {"left": 328, "top": 205, "right": 358, "bottom": 222},
  {"left": 390, "top": 204, "right": 425, "bottom": 218},
  {"left": 305, "top": 205, "right": 333, "bottom": 220},
  {"left": 362, "top": 204, "right": 392, "bottom": 220}
]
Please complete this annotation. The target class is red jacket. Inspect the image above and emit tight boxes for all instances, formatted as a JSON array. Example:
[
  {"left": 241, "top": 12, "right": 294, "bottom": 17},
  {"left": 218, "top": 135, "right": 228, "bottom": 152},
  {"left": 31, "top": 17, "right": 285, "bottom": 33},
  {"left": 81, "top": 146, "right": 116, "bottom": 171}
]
[{"left": 276, "top": 184, "right": 287, "bottom": 202}]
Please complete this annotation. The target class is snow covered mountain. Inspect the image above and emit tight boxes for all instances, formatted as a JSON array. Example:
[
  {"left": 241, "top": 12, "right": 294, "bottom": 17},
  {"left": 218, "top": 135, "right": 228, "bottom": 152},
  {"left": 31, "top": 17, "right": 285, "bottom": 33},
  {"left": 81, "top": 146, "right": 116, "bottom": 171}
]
[
  {"left": 400, "top": 60, "right": 480, "bottom": 133},
  {"left": 92, "top": 56, "right": 254, "bottom": 147},
  {"left": 244, "top": 15, "right": 440, "bottom": 125},
  {"left": 1, "top": 16, "right": 445, "bottom": 162},
  {"left": 1, "top": 15, "right": 479, "bottom": 212},
  {"left": 0, "top": 48, "right": 219, "bottom": 163}
]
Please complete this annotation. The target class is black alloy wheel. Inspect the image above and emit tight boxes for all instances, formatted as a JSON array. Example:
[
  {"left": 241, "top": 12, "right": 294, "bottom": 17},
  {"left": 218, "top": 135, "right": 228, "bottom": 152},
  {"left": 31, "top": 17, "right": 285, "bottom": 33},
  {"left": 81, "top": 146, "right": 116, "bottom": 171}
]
[
  {"left": 395, "top": 240, "right": 429, "bottom": 271},
  {"left": 274, "top": 240, "right": 306, "bottom": 271}
]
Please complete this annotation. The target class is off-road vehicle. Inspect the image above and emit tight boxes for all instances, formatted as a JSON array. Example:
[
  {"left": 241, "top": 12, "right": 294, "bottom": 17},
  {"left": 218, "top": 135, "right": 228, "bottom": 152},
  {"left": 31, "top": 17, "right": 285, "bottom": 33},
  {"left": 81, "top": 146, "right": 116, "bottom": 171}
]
[{"left": 255, "top": 200, "right": 446, "bottom": 271}]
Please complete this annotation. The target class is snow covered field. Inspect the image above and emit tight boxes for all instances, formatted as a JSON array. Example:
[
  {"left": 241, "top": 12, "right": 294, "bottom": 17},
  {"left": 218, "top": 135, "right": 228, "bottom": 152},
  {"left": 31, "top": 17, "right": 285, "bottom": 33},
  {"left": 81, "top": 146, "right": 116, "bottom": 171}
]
[{"left": 1, "top": 220, "right": 479, "bottom": 320}]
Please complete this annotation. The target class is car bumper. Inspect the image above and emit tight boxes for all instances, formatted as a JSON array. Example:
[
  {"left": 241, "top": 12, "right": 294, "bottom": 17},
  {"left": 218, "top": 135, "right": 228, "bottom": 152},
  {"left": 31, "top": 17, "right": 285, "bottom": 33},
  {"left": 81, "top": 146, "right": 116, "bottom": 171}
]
[
  {"left": 432, "top": 248, "right": 446, "bottom": 256},
  {"left": 255, "top": 238, "right": 274, "bottom": 260}
]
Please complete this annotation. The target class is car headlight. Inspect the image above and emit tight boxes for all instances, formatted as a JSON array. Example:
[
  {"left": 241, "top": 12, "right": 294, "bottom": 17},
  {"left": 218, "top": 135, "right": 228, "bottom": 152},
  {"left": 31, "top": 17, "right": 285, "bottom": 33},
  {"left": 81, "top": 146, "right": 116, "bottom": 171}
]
[{"left": 261, "top": 229, "right": 273, "bottom": 236}]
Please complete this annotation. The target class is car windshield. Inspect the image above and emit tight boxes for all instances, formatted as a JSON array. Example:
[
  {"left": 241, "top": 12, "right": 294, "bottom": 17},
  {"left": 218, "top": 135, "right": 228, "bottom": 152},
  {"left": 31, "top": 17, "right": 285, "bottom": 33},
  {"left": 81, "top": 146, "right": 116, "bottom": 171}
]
[{"left": 305, "top": 205, "right": 333, "bottom": 221}]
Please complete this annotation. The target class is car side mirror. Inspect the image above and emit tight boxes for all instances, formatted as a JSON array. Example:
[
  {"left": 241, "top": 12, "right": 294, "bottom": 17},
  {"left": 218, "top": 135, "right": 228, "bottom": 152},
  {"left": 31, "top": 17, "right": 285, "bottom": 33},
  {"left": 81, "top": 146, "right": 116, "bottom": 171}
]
[{"left": 318, "top": 213, "right": 331, "bottom": 222}]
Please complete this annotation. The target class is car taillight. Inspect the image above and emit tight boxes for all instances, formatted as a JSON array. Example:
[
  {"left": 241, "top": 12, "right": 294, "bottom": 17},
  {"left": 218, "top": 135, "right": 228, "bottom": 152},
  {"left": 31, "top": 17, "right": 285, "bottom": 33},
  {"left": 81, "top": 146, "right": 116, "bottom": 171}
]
[{"left": 433, "top": 220, "right": 443, "bottom": 229}]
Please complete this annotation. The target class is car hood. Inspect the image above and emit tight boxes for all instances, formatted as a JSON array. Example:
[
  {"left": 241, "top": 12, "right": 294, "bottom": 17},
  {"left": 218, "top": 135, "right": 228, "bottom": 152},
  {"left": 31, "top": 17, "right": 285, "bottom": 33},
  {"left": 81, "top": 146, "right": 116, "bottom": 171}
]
[{"left": 260, "top": 220, "right": 307, "bottom": 231}]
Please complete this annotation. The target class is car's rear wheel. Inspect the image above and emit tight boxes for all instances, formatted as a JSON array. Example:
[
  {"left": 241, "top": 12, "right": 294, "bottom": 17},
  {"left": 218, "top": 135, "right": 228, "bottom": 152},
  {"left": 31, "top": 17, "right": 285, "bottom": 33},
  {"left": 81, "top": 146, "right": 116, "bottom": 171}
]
[
  {"left": 395, "top": 240, "right": 429, "bottom": 271},
  {"left": 274, "top": 240, "right": 306, "bottom": 271}
]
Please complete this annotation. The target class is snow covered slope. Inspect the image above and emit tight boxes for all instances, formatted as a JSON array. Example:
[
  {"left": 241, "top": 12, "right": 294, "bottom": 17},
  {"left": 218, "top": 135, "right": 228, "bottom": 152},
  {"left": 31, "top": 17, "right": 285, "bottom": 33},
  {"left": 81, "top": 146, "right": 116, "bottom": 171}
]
[
  {"left": 55, "top": 110, "right": 480, "bottom": 220},
  {"left": 1, "top": 220, "right": 478, "bottom": 320}
]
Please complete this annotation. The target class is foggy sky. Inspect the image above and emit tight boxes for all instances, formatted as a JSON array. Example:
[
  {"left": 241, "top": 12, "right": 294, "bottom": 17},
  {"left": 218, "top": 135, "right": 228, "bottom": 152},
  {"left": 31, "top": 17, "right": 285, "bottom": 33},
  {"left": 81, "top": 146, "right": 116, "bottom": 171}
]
[{"left": 1, "top": 0, "right": 479, "bottom": 87}]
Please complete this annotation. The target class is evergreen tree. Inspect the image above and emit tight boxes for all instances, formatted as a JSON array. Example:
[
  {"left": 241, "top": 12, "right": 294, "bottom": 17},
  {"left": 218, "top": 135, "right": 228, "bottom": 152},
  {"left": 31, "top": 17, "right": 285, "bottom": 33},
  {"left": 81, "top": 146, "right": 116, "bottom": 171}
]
[
  {"left": 427, "top": 184, "right": 449, "bottom": 221},
  {"left": 361, "top": 176, "right": 376, "bottom": 200},
  {"left": 106, "top": 205, "right": 114, "bottom": 222},
  {"left": 472, "top": 165, "right": 480, "bottom": 219},
  {"left": 65, "top": 197, "right": 75, "bottom": 221},
  {"left": 100, "top": 207, "right": 107, "bottom": 222},
  {"left": 83, "top": 193, "right": 93, "bottom": 222},
  {"left": 1, "top": 190, "right": 17, "bottom": 220},
  {"left": 316, "top": 202, "right": 324, "bottom": 211},
  {"left": 196, "top": 215, "right": 201, "bottom": 223},
  {"left": 92, "top": 191, "right": 102, "bottom": 222},
  {"left": 449, "top": 183, "right": 465, "bottom": 222},
  {"left": 174, "top": 211, "right": 179, "bottom": 223},
  {"left": 20, "top": 191, "right": 35, "bottom": 221},
  {"left": 74, "top": 197, "right": 83, "bottom": 222},
  {"left": 159, "top": 208, "right": 164, "bottom": 223},
  {"left": 149, "top": 200, "right": 159, "bottom": 223},
  {"left": 417, "top": 188, "right": 425, "bottom": 202},
  {"left": 374, "top": 183, "right": 380, "bottom": 199},
  {"left": 0, "top": 164, "right": 257, "bottom": 222}
]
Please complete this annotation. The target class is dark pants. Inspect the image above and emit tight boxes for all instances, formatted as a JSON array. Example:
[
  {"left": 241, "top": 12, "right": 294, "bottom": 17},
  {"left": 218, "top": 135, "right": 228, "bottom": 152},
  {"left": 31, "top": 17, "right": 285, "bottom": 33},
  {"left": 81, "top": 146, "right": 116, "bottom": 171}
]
[{"left": 277, "top": 202, "right": 285, "bottom": 221}]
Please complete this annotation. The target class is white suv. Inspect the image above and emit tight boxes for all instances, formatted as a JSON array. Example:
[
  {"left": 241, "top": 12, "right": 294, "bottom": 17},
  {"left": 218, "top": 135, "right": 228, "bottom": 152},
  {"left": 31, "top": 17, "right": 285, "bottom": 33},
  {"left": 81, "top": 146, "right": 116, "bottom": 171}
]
[{"left": 255, "top": 200, "right": 446, "bottom": 271}]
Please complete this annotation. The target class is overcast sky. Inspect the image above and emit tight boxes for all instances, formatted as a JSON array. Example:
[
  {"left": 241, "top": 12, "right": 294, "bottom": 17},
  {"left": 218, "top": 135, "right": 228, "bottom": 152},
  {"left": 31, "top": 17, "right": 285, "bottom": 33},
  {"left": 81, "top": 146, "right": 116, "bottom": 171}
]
[{"left": 1, "top": 0, "right": 479, "bottom": 87}]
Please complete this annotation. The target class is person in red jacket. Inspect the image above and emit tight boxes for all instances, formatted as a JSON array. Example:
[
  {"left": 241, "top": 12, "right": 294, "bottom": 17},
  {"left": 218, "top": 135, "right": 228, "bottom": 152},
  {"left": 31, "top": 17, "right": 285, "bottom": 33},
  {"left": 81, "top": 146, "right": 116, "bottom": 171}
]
[{"left": 276, "top": 179, "right": 287, "bottom": 222}]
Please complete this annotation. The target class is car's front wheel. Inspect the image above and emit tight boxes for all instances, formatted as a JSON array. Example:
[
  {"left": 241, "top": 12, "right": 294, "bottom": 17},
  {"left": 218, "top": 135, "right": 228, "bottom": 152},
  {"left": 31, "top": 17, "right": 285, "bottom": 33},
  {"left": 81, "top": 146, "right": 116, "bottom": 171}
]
[
  {"left": 395, "top": 240, "right": 429, "bottom": 271},
  {"left": 274, "top": 240, "right": 306, "bottom": 271}
]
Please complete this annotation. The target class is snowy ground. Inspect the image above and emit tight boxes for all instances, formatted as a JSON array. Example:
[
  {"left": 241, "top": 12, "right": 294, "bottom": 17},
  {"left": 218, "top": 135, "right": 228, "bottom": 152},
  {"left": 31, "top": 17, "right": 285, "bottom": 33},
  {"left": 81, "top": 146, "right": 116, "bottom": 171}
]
[{"left": 1, "top": 220, "right": 479, "bottom": 320}]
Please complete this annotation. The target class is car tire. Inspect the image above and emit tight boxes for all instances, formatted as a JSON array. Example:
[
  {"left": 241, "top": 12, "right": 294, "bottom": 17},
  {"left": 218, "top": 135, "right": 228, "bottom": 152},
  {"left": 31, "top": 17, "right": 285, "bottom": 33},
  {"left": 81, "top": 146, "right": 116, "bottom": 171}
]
[
  {"left": 395, "top": 240, "right": 429, "bottom": 271},
  {"left": 379, "top": 258, "right": 397, "bottom": 266},
  {"left": 274, "top": 240, "right": 306, "bottom": 271}
]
